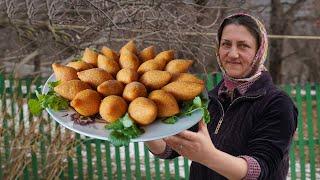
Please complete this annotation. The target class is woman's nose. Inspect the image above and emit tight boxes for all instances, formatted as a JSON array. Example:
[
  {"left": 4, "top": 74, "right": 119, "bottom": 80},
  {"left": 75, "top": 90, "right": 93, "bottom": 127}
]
[{"left": 228, "top": 47, "right": 239, "bottom": 58}]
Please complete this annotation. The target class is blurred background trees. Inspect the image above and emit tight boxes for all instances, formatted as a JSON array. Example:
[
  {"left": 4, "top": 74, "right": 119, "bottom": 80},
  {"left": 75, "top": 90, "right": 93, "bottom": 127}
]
[{"left": 0, "top": 0, "right": 319, "bottom": 84}]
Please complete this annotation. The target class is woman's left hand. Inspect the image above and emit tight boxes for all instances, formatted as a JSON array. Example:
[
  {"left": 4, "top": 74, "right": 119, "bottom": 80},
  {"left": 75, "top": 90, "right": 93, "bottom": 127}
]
[{"left": 163, "top": 120, "right": 216, "bottom": 165}]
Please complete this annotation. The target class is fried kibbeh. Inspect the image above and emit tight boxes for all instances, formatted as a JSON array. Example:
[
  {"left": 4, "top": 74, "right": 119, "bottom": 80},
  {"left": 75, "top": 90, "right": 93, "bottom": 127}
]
[
  {"left": 82, "top": 48, "right": 98, "bottom": 66},
  {"left": 162, "top": 81, "right": 204, "bottom": 101},
  {"left": 66, "top": 61, "right": 94, "bottom": 71},
  {"left": 97, "top": 54, "right": 120, "bottom": 76},
  {"left": 101, "top": 46, "right": 119, "bottom": 61},
  {"left": 70, "top": 89, "right": 102, "bottom": 116},
  {"left": 165, "top": 59, "right": 193, "bottom": 74},
  {"left": 137, "top": 59, "right": 164, "bottom": 75},
  {"left": 171, "top": 73, "right": 204, "bottom": 84},
  {"left": 77, "top": 68, "right": 114, "bottom": 87},
  {"left": 119, "top": 51, "right": 140, "bottom": 71},
  {"left": 149, "top": 90, "right": 179, "bottom": 117},
  {"left": 52, "top": 63, "right": 78, "bottom": 82},
  {"left": 128, "top": 97, "right": 157, "bottom": 125},
  {"left": 139, "top": 70, "right": 171, "bottom": 90},
  {"left": 154, "top": 50, "right": 174, "bottom": 67},
  {"left": 99, "top": 95, "right": 128, "bottom": 123},
  {"left": 123, "top": 82, "right": 147, "bottom": 102},
  {"left": 139, "top": 46, "right": 155, "bottom": 62},
  {"left": 116, "top": 68, "right": 138, "bottom": 84},
  {"left": 54, "top": 80, "right": 91, "bottom": 100},
  {"left": 97, "top": 80, "right": 124, "bottom": 96},
  {"left": 119, "top": 40, "right": 137, "bottom": 54}
]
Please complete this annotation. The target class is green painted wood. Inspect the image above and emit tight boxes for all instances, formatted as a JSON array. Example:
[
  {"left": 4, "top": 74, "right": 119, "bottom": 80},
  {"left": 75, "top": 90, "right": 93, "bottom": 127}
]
[
  {"left": 31, "top": 151, "right": 39, "bottom": 180},
  {"left": 9, "top": 74, "right": 15, "bottom": 137},
  {"left": 39, "top": 120, "right": 46, "bottom": 167},
  {"left": 18, "top": 80, "right": 23, "bottom": 124},
  {"left": 85, "top": 139, "right": 94, "bottom": 180},
  {"left": 60, "top": 171, "right": 65, "bottom": 180},
  {"left": 144, "top": 146, "right": 151, "bottom": 180},
  {"left": 76, "top": 134, "right": 84, "bottom": 180},
  {"left": 284, "top": 85, "right": 296, "bottom": 180},
  {"left": 305, "top": 84, "right": 316, "bottom": 180},
  {"left": 115, "top": 146, "right": 122, "bottom": 180},
  {"left": 295, "top": 85, "right": 306, "bottom": 180},
  {"left": 164, "top": 160, "right": 170, "bottom": 180},
  {"left": 2, "top": 77, "right": 10, "bottom": 162},
  {"left": 23, "top": 167, "right": 29, "bottom": 180},
  {"left": 184, "top": 158, "right": 189, "bottom": 180},
  {"left": 206, "top": 74, "right": 214, "bottom": 91},
  {"left": 67, "top": 156, "right": 74, "bottom": 180},
  {"left": 104, "top": 141, "right": 113, "bottom": 179},
  {"left": 154, "top": 157, "right": 161, "bottom": 180},
  {"left": 125, "top": 145, "right": 132, "bottom": 180},
  {"left": 316, "top": 84, "right": 320, "bottom": 145},
  {"left": 174, "top": 158, "right": 180, "bottom": 180},
  {"left": 0, "top": 142, "right": 3, "bottom": 180},
  {"left": 95, "top": 140, "right": 103, "bottom": 180},
  {"left": 134, "top": 142, "right": 141, "bottom": 180}
]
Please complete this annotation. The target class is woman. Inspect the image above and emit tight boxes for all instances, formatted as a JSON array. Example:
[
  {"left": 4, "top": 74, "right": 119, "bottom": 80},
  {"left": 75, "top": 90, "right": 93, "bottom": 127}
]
[{"left": 145, "top": 13, "right": 297, "bottom": 180}]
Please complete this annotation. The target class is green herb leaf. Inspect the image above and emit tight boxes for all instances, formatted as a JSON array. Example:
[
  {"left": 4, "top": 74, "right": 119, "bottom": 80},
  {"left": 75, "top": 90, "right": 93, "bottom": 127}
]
[
  {"left": 109, "top": 131, "right": 130, "bottom": 147},
  {"left": 106, "top": 120, "right": 124, "bottom": 130},
  {"left": 121, "top": 113, "right": 133, "bottom": 128},
  {"left": 162, "top": 116, "right": 178, "bottom": 124},
  {"left": 28, "top": 99, "right": 43, "bottom": 116},
  {"left": 48, "top": 81, "right": 60, "bottom": 91},
  {"left": 193, "top": 96, "right": 202, "bottom": 108}
]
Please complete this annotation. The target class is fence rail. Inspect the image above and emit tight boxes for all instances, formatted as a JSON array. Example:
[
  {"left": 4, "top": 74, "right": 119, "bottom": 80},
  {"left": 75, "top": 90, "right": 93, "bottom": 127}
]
[{"left": 0, "top": 73, "right": 319, "bottom": 179}]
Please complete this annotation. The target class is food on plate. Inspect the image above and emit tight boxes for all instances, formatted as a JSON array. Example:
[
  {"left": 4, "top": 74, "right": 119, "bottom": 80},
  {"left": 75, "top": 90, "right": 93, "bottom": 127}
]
[
  {"left": 100, "top": 95, "right": 128, "bottom": 123},
  {"left": 97, "top": 80, "right": 124, "bottom": 96},
  {"left": 66, "top": 61, "right": 94, "bottom": 71},
  {"left": 116, "top": 68, "right": 138, "bottom": 84},
  {"left": 128, "top": 97, "right": 158, "bottom": 125},
  {"left": 139, "top": 70, "right": 171, "bottom": 90},
  {"left": 139, "top": 46, "right": 155, "bottom": 62},
  {"left": 171, "top": 73, "right": 204, "bottom": 84},
  {"left": 97, "top": 54, "right": 120, "bottom": 76},
  {"left": 165, "top": 59, "right": 193, "bottom": 74},
  {"left": 54, "top": 80, "right": 91, "bottom": 100},
  {"left": 119, "top": 50, "right": 140, "bottom": 71},
  {"left": 70, "top": 89, "right": 102, "bottom": 116},
  {"left": 82, "top": 48, "right": 98, "bottom": 66},
  {"left": 122, "top": 82, "right": 148, "bottom": 102},
  {"left": 154, "top": 50, "right": 174, "bottom": 67},
  {"left": 101, "top": 46, "right": 119, "bottom": 62},
  {"left": 77, "top": 68, "right": 114, "bottom": 87},
  {"left": 148, "top": 90, "right": 179, "bottom": 117},
  {"left": 52, "top": 63, "right": 78, "bottom": 82},
  {"left": 137, "top": 59, "right": 164, "bottom": 75},
  {"left": 162, "top": 81, "right": 204, "bottom": 101},
  {"left": 119, "top": 40, "right": 137, "bottom": 54}
]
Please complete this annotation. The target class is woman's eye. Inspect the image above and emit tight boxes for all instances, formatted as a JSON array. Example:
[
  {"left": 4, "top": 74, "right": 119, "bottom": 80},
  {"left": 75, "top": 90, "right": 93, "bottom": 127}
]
[
  {"left": 239, "top": 44, "right": 249, "bottom": 49},
  {"left": 222, "top": 42, "right": 231, "bottom": 47}
]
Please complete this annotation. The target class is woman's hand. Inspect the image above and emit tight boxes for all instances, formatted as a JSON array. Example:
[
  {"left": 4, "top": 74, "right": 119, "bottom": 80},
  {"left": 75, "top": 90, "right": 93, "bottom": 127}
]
[{"left": 163, "top": 119, "right": 216, "bottom": 165}]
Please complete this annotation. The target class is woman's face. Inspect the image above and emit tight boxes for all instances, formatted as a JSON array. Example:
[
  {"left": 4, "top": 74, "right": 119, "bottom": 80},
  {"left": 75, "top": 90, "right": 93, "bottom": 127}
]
[{"left": 219, "top": 24, "right": 258, "bottom": 78}]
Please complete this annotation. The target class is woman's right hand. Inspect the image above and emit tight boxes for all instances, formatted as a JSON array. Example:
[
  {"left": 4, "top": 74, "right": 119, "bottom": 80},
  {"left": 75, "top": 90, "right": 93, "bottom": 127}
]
[{"left": 144, "top": 139, "right": 167, "bottom": 154}]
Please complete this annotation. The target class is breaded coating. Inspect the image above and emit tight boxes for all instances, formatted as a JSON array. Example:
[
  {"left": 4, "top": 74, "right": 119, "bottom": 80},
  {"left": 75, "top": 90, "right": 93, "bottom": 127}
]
[
  {"left": 128, "top": 97, "right": 157, "bottom": 125},
  {"left": 97, "top": 54, "right": 120, "bottom": 76},
  {"left": 137, "top": 59, "right": 164, "bottom": 75},
  {"left": 116, "top": 68, "right": 138, "bottom": 84},
  {"left": 154, "top": 50, "right": 174, "bottom": 67},
  {"left": 52, "top": 63, "right": 78, "bottom": 82},
  {"left": 70, "top": 89, "right": 102, "bottom": 116},
  {"left": 165, "top": 59, "right": 193, "bottom": 74},
  {"left": 101, "top": 46, "right": 119, "bottom": 62},
  {"left": 171, "top": 73, "right": 204, "bottom": 84},
  {"left": 54, "top": 80, "right": 91, "bottom": 100},
  {"left": 97, "top": 80, "right": 124, "bottom": 96},
  {"left": 139, "top": 70, "right": 171, "bottom": 90},
  {"left": 66, "top": 61, "right": 94, "bottom": 71},
  {"left": 139, "top": 46, "right": 155, "bottom": 62},
  {"left": 119, "top": 40, "right": 137, "bottom": 54},
  {"left": 119, "top": 50, "right": 140, "bottom": 71},
  {"left": 162, "top": 81, "right": 204, "bottom": 101},
  {"left": 149, "top": 90, "right": 179, "bottom": 117},
  {"left": 77, "top": 68, "right": 114, "bottom": 87},
  {"left": 122, "top": 82, "right": 147, "bottom": 102},
  {"left": 99, "top": 95, "right": 128, "bottom": 123},
  {"left": 82, "top": 48, "right": 98, "bottom": 66}
]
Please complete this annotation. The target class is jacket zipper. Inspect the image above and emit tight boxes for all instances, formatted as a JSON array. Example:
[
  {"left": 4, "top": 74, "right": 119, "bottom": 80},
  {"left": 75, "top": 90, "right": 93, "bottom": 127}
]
[{"left": 214, "top": 94, "right": 263, "bottom": 134}]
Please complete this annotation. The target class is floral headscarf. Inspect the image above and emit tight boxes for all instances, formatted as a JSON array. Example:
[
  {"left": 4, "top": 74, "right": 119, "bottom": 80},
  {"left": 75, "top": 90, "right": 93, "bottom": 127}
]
[{"left": 216, "top": 13, "right": 268, "bottom": 83}]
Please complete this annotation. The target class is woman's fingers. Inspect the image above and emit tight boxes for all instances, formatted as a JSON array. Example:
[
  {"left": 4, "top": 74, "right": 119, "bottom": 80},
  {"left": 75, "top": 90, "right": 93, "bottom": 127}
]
[{"left": 177, "top": 130, "right": 197, "bottom": 141}]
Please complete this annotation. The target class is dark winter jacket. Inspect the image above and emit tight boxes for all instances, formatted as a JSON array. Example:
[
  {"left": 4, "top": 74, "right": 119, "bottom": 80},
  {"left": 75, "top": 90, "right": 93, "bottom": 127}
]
[{"left": 166, "top": 71, "right": 298, "bottom": 180}]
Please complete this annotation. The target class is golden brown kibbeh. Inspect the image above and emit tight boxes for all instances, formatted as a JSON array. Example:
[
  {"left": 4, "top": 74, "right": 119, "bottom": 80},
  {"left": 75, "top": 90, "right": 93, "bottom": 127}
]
[
  {"left": 162, "top": 81, "right": 204, "bottom": 101},
  {"left": 97, "top": 80, "right": 124, "bottom": 96},
  {"left": 82, "top": 48, "right": 98, "bottom": 66},
  {"left": 77, "top": 68, "right": 114, "bottom": 87},
  {"left": 99, "top": 95, "right": 128, "bottom": 123},
  {"left": 66, "top": 61, "right": 94, "bottom": 71},
  {"left": 165, "top": 59, "right": 193, "bottom": 74},
  {"left": 139, "top": 70, "right": 171, "bottom": 90},
  {"left": 70, "top": 89, "right": 102, "bottom": 116},
  {"left": 116, "top": 68, "right": 138, "bottom": 84},
  {"left": 54, "top": 80, "right": 91, "bottom": 100},
  {"left": 149, "top": 90, "right": 179, "bottom": 117},
  {"left": 128, "top": 97, "right": 157, "bottom": 125},
  {"left": 52, "top": 63, "right": 78, "bottom": 82},
  {"left": 122, "top": 82, "right": 148, "bottom": 102}
]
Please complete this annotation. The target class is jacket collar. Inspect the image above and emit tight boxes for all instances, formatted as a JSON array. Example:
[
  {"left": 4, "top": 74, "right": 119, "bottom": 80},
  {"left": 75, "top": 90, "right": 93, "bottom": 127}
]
[{"left": 208, "top": 71, "right": 272, "bottom": 99}]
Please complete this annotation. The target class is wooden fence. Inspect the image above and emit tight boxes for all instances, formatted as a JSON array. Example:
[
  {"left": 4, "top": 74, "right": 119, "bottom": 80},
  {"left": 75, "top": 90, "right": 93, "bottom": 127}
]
[{"left": 0, "top": 73, "right": 319, "bottom": 179}]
